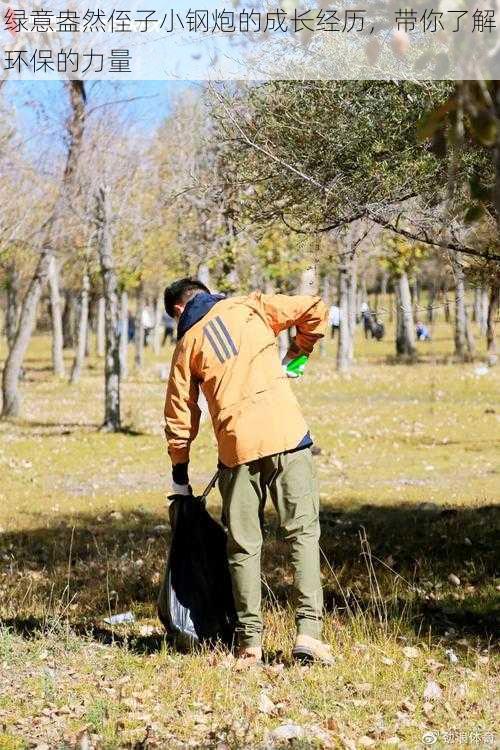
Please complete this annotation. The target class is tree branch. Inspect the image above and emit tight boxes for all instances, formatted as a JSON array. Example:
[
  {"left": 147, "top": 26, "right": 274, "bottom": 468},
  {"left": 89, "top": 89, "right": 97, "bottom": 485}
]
[{"left": 368, "top": 213, "right": 500, "bottom": 263}]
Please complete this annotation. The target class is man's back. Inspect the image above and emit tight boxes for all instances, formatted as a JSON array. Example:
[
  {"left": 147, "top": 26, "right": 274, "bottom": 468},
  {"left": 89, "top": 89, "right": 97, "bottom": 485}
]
[{"left": 165, "top": 291, "right": 327, "bottom": 468}]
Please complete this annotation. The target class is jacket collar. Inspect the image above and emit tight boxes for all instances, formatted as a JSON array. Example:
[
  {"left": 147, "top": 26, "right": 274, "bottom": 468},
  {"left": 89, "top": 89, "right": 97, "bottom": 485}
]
[{"left": 177, "top": 292, "right": 225, "bottom": 339}]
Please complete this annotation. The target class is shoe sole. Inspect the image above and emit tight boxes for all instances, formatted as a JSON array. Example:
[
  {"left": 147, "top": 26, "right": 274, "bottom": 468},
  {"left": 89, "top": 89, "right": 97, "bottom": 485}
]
[{"left": 292, "top": 647, "right": 334, "bottom": 666}]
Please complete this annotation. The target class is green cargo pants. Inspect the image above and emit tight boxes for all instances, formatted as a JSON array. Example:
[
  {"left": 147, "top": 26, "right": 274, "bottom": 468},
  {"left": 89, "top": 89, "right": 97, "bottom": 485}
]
[{"left": 218, "top": 447, "right": 323, "bottom": 648}]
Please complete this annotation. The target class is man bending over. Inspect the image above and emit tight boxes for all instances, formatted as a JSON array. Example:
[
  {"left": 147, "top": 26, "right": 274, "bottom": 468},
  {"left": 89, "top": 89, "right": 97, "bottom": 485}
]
[{"left": 163, "top": 277, "right": 332, "bottom": 666}]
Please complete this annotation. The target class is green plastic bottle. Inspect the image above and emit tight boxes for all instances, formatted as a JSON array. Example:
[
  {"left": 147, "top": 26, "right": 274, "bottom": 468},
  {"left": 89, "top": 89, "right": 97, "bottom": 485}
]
[{"left": 285, "top": 354, "right": 309, "bottom": 378}]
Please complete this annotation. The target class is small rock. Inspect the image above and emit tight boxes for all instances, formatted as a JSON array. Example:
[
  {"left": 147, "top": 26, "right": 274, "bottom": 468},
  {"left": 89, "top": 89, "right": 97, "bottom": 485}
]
[
  {"left": 448, "top": 573, "right": 461, "bottom": 587},
  {"left": 402, "top": 646, "right": 420, "bottom": 659},
  {"left": 423, "top": 680, "right": 443, "bottom": 701},
  {"left": 464, "top": 537, "right": 472, "bottom": 546}
]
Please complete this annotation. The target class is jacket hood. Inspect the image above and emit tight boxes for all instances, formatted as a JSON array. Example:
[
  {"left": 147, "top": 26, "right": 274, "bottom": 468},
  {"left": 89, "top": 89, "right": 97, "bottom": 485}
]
[{"left": 177, "top": 292, "right": 225, "bottom": 340}]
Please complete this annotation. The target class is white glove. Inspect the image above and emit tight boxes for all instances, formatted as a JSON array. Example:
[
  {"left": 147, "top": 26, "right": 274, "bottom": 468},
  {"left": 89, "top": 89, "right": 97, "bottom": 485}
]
[{"left": 171, "top": 481, "right": 191, "bottom": 496}]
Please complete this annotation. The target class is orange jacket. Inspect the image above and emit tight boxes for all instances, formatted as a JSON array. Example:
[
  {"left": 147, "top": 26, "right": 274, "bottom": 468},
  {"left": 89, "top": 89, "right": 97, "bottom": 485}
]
[{"left": 164, "top": 292, "right": 328, "bottom": 468}]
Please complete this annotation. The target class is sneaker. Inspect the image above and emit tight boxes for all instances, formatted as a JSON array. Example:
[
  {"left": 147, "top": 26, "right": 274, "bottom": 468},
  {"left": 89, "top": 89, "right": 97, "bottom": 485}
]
[{"left": 292, "top": 635, "right": 334, "bottom": 666}]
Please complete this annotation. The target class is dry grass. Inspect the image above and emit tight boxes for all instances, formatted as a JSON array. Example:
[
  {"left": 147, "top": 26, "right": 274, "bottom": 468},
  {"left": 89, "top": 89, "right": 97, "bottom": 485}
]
[{"left": 0, "top": 317, "right": 499, "bottom": 749}]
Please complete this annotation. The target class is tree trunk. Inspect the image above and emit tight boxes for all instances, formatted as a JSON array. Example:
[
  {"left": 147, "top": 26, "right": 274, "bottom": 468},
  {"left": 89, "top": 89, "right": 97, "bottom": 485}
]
[
  {"left": 4, "top": 263, "right": 20, "bottom": 348},
  {"left": 1, "top": 81, "right": 87, "bottom": 419},
  {"left": 410, "top": 276, "right": 419, "bottom": 318},
  {"left": 337, "top": 255, "right": 352, "bottom": 373},
  {"left": 2, "top": 249, "right": 51, "bottom": 417},
  {"left": 395, "top": 272, "right": 416, "bottom": 359},
  {"left": 427, "top": 282, "right": 436, "bottom": 324},
  {"left": 134, "top": 283, "right": 145, "bottom": 368},
  {"left": 48, "top": 255, "right": 65, "bottom": 377},
  {"left": 96, "top": 297, "right": 105, "bottom": 357},
  {"left": 443, "top": 282, "right": 451, "bottom": 323},
  {"left": 299, "top": 265, "right": 318, "bottom": 296},
  {"left": 197, "top": 262, "right": 211, "bottom": 289},
  {"left": 380, "top": 272, "right": 388, "bottom": 297},
  {"left": 62, "top": 289, "right": 75, "bottom": 348},
  {"left": 465, "top": 303, "right": 476, "bottom": 359},
  {"left": 486, "top": 283, "right": 499, "bottom": 365},
  {"left": 359, "top": 272, "right": 367, "bottom": 310},
  {"left": 319, "top": 275, "right": 331, "bottom": 357},
  {"left": 69, "top": 273, "right": 89, "bottom": 384},
  {"left": 480, "top": 287, "right": 489, "bottom": 336},
  {"left": 453, "top": 259, "right": 468, "bottom": 361},
  {"left": 96, "top": 188, "right": 120, "bottom": 431},
  {"left": 347, "top": 255, "right": 357, "bottom": 364},
  {"left": 153, "top": 291, "right": 163, "bottom": 356},
  {"left": 473, "top": 286, "right": 481, "bottom": 324},
  {"left": 119, "top": 290, "right": 129, "bottom": 379}
]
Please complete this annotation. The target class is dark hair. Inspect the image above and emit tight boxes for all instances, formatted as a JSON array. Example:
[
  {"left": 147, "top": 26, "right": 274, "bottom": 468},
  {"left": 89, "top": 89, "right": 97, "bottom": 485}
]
[{"left": 164, "top": 278, "right": 210, "bottom": 317}]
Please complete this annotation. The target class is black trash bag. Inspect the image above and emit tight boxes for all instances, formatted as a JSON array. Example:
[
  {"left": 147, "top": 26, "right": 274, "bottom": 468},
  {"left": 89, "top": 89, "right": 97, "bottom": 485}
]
[{"left": 158, "top": 495, "right": 236, "bottom": 647}]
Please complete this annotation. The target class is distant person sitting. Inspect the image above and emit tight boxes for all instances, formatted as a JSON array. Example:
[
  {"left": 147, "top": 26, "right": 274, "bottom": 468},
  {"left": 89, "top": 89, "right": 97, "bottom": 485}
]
[
  {"left": 329, "top": 304, "right": 340, "bottom": 338},
  {"left": 416, "top": 321, "right": 431, "bottom": 341},
  {"left": 162, "top": 312, "right": 176, "bottom": 345}
]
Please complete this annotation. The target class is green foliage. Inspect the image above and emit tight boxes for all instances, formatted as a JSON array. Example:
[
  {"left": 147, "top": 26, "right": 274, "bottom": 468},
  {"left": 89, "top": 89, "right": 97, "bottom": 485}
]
[
  {"left": 417, "top": 81, "right": 498, "bottom": 225},
  {"left": 255, "top": 226, "right": 312, "bottom": 292},
  {"left": 382, "top": 235, "right": 428, "bottom": 276},
  {"left": 215, "top": 81, "right": 452, "bottom": 234}
]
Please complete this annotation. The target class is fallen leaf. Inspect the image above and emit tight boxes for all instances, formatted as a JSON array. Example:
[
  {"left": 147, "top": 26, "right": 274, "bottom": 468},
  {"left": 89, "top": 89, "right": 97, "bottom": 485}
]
[
  {"left": 401, "top": 699, "right": 416, "bottom": 713},
  {"left": 426, "top": 659, "right": 445, "bottom": 672},
  {"left": 423, "top": 680, "right": 443, "bottom": 701},
  {"left": 448, "top": 573, "right": 461, "bottom": 586},
  {"left": 354, "top": 682, "right": 373, "bottom": 695},
  {"left": 258, "top": 692, "right": 276, "bottom": 715},
  {"left": 269, "top": 723, "right": 304, "bottom": 741},
  {"left": 358, "top": 736, "right": 376, "bottom": 747},
  {"left": 402, "top": 646, "right": 420, "bottom": 659},
  {"left": 423, "top": 701, "right": 434, "bottom": 716}
]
